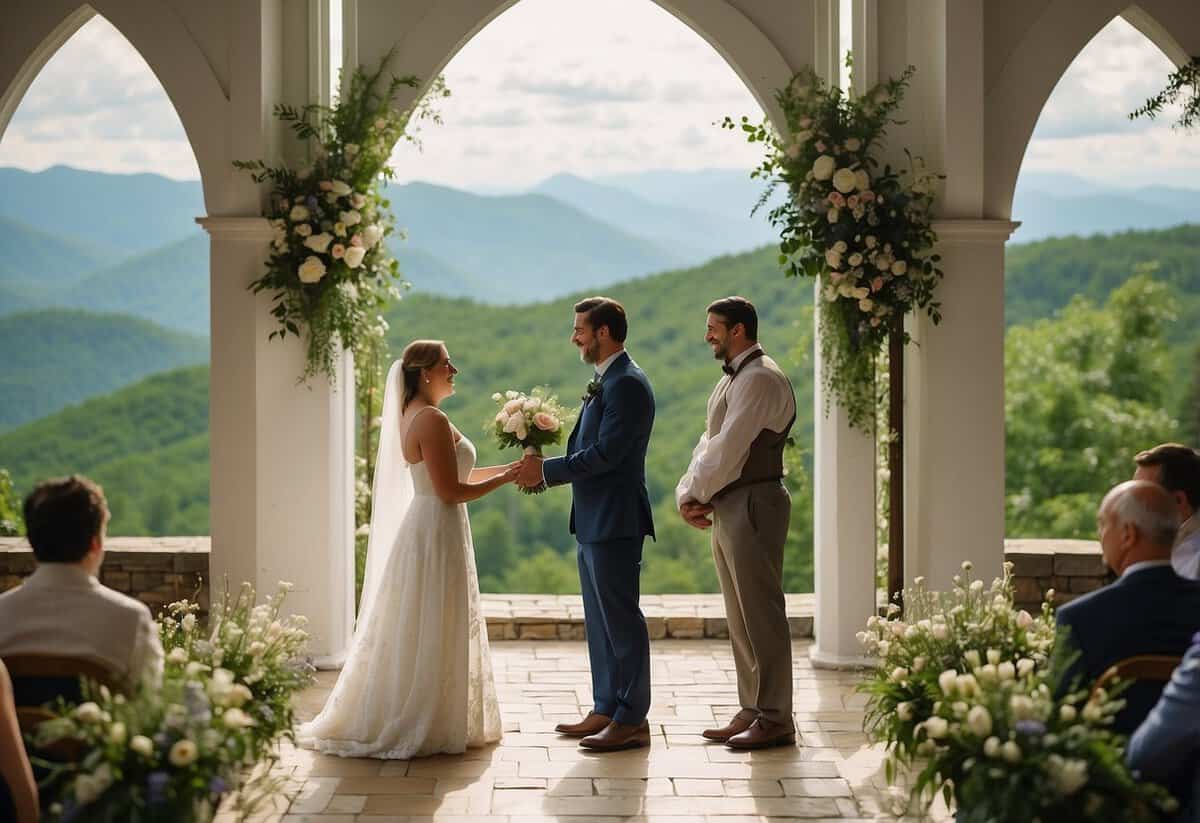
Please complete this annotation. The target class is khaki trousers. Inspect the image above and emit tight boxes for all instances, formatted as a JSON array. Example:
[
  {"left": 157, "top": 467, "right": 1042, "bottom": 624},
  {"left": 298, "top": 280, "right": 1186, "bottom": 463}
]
[{"left": 711, "top": 482, "right": 793, "bottom": 725}]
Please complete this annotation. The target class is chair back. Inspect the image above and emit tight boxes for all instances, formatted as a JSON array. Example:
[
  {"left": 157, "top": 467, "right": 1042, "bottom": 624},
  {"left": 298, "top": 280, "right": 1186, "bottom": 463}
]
[
  {"left": 3, "top": 654, "right": 119, "bottom": 745},
  {"left": 1091, "top": 654, "right": 1182, "bottom": 699}
]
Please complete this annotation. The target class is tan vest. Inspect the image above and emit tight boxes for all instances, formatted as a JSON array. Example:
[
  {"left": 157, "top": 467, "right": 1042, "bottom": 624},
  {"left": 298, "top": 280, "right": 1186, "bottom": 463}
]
[{"left": 708, "top": 349, "right": 796, "bottom": 499}]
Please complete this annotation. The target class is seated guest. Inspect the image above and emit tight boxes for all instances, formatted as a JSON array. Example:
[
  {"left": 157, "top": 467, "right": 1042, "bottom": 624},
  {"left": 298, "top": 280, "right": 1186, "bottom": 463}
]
[
  {"left": 0, "top": 475, "right": 163, "bottom": 696},
  {"left": 1056, "top": 480, "right": 1200, "bottom": 735},
  {"left": 0, "top": 660, "right": 38, "bottom": 823},
  {"left": 1128, "top": 635, "right": 1200, "bottom": 822},
  {"left": 1134, "top": 443, "right": 1200, "bottom": 580}
]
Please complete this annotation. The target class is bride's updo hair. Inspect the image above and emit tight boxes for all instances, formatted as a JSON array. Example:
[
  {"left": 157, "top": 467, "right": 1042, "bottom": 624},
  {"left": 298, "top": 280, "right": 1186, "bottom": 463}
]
[{"left": 399, "top": 339, "right": 445, "bottom": 410}]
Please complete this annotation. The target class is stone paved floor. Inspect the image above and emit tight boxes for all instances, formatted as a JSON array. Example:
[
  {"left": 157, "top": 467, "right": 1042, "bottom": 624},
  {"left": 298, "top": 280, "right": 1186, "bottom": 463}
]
[{"left": 228, "top": 639, "right": 950, "bottom": 822}]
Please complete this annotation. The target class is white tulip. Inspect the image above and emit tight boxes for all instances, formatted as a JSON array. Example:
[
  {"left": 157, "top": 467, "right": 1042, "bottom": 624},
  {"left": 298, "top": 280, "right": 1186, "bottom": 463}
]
[
  {"left": 966, "top": 705, "right": 992, "bottom": 737},
  {"left": 1017, "top": 658, "right": 1036, "bottom": 678},
  {"left": 923, "top": 717, "right": 949, "bottom": 739},
  {"left": 912, "top": 656, "right": 927, "bottom": 672},
  {"left": 938, "top": 669, "right": 958, "bottom": 695},
  {"left": 964, "top": 650, "right": 981, "bottom": 669},
  {"left": 1059, "top": 704, "right": 1077, "bottom": 722},
  {"left": 890, "top": 666, "right": 908, "bottom": 683},
  {"left": 997, "top": 662, "right": 1016, "bottom": 682},
  {"left": 1001, "top": 740, "right": 1022, "bottom": 763},
  {"left": 983, "top": 736, "right": 1001, "bottom": 758},
  {"left": 986, "top": 649, "right": 1001, "bottom": 665},
  {"left": 956, "top": 674, "right": 978, "bottom": 697},
  {"left": 896, "top": 701, "right": 913, "bottom": 721}
]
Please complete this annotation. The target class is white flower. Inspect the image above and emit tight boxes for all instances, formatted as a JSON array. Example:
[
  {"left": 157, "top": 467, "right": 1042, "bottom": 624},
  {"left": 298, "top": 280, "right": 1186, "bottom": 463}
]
[
  {"left": 169, "top": 739, "right": 198, "bottom": 767},
  {"left": 832, "top": 167, "right": 858, "bottom": 194},
  {"left": 74, "top": 702, "right": 102, "bottom": 724},
  {"left": 826, "top": 207, "right": 840, "bottom": 223},
  {"left": 977, "top": 664, "right": 997, "bottom": 684},
  {"left": 1001, "top": 740, "right": 1022, "bottom": 763},
  {"left": 222, "top": 708, "right": 256, "bottom": 728},
  {"left": 339, "top": 209, "right": 362, "bottom": 226},
  {"left": 167, "top": 647, "right": 188, "bottom": 665},
  {"left": 303, "top": 232, "right": 333, "bottom": 254},
  {"left": 202, "top": 729, "right": 222, "bottom": 750},
  {"left": 825, "top": 249, "right": 843, "bottom": 269},
  {"left": 931, "top": 623, "right": 949, "bottom": 640},
  {"left": 848, "top": 252, "right": 863, "bottom": 267},
  {"left": 1009, "top": 695, "right": 1035, "bottom": 720},
  {"left": 858, "top": 298, "right": 874, "bottom": 313},
  {"left": 289, "top": 204, "right": 310, "bottom": 222},
  {"left": 964, "top": 650, "right": 981, "bottom": 669},
  {"left": 1046, "top": 755, "right": 1088, "bottom": 796},
  {"left": 1059, "top": 704, "right": 1078, "bottom": 722},
  {"left": 845, "top": 137, "right": 862, "bottom": 152},
  {"left": 897, "top": 701, "right": 913, "bottom": 721},
  {"left": 108, "top": 722, "right": 127, "bottom": 745},
  {"left": 181, "top": 613, "right": 196, "bottom": 633},
  {"left": 334, "top": 222, "right": 347, "bottom": 237},
  {"left": 966, "top": 705, "right": 992, "bottom": 737},
  {"left": 1016, "top": 610, "right": 1034, "bottom": 629},
  {"left": 986, "top": 649, "right": 1001, "bottom": 665},
  {"left": 912, "top": 656, "right": 926, "bottom": 672},
  {"left": 956, "top": 674, "right": 978, "bottom": 697},
  {"left": 997, "top": 661, "right": 1016, "bottom": 681},
  {"left": 962, "top": 561, "right": 974, "bottom": 572},
  {"left": 185, "top": 661, "right": 209, "bottom": 678},
  {"left": 344, "top": 245, "right": 367, "bottom": 268},
  {"left": 923, "top": 717, "right": 949, "bottom": 739},
  {"left": 374, "top": 117, "right": 388, "bottom": 130},
  {"left": 891, "top": 260, "right": 908, "bottom": 276},
  {"left": 362, "top": 224, "right": 385, "bottom": 249},
  {"left": 983, "top": 736, "right": 1001, "bottom": 758},
  {"left": 890, "top": 666, "right": 908, "bottom": 683},
  {"left": 492, "top": 392, "right": 503, "bottom": 402},
  {"left": 854, "top": 168, "right": 870, "bottom": 190},
  {"left": 74, "top": 774, "right": 103, "bottom": 806},
  {"left": 970, "top": 579, "right": 984, "bottom": 592},
  {"left": 130, "top": 735, "right": 154, "bottom": 757},
  {"left": 248, "top": 641, "right": 267, "bottom": 657},
  {"left": 938, "top": 669, "right": 958, "bottom": 695},
  {"left": 812, "top": 155, "right": 836, "bottom": 180},
  {"left": 330, "top": 180, "right": 352, "bottom": 196},
  {"left": 1017, "top": 658, "right": 1036, "bottom": 678},
  {"left": 876, "top": 640, "right": 890, "bottom": 656},
  {"left": 1081, "top": 701, "right": 1103, "bottom": 723},
  {"left": 298, "top": 256, "right": 327, "bottom": 283},
  {"left": 344, "top": 142, "right": 359, "bottom": 156},
  {"left": 904, "top": 625, "right": 920, "bottom": 641}
]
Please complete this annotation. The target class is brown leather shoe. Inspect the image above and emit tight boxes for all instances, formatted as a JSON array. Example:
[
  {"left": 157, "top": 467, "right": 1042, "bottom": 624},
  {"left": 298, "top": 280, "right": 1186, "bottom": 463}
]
[
  {"left": 725, "top": 717, "right": 795, "bottom": 750},
  {"left": 702, "top": 711, "right": 758, "bottom": 742},
  {"left": 554, "top": 712, "right": 612, "bottom": 738},
  {"left": 579, "top": 719, "right": 651, "bottom": 751}
]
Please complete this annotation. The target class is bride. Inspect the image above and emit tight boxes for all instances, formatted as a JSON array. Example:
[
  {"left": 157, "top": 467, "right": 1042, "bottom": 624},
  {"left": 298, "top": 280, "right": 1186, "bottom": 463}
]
[{"left": 298, "top": 339, "right": 520, "bottom": 759}]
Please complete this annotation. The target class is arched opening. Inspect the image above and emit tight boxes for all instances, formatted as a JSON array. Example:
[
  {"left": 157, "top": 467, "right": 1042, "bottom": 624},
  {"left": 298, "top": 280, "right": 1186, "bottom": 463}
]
[
  {"left": 354, "top": 0, "right": 819, "bottom": 599},
  {"left": 0, "top": 13, "right": 211, "bottom": 538},
  {"left": 1004, "top": 12, "right": 1199, "bottom": 540}
]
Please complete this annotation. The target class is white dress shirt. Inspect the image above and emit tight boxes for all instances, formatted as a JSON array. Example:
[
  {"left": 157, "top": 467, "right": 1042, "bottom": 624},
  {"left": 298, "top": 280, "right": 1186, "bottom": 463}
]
[
  {"left": 1173, "top": 513, "right": 1200, "bottom": 580},
  {"left": 675, "top": 344, "right": 796, "bottom": 507},
  {"left": 0, "top": 563, "right": 164, "bottom": 692},
  {"left": 593, "top": 348, "right": 624, "bottom": 378}
]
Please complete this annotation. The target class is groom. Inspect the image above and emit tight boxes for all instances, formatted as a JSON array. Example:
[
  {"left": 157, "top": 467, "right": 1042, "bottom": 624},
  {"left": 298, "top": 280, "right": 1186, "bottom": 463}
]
[{"left": 518, "top": 296, "right": 655, "bottom": 751}]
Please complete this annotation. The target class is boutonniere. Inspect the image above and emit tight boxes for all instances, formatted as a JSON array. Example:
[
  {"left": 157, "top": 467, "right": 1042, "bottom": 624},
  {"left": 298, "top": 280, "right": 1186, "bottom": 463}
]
[{"left": 582, "top": 380, "right": 603, "bottom": 404}]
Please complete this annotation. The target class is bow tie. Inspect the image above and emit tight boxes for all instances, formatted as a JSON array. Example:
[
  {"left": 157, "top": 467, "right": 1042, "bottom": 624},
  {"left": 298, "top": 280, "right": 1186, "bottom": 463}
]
[{"left": 722, "top": 363, "right": 735, "bottom": 376}]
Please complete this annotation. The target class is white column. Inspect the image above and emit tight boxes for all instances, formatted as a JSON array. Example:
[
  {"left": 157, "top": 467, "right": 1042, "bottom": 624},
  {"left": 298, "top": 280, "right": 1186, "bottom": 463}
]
[
  {"left": 904, "top": 220, "right": 1017, "bottom": 588},
  {"left": 199, "top": 217, "right": 356, "bottom": 666}
]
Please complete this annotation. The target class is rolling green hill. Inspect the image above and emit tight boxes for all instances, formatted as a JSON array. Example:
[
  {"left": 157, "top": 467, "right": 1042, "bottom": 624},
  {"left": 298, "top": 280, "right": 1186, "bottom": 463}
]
[
  {"left": 0, "top": 310, "right": 208, "bottom": 430},
  {"left": 0, "top": 366, "right": 209, "bottom": 535},
  {"left": 0, "top": 215, "right": 115, "bottom": 289}
]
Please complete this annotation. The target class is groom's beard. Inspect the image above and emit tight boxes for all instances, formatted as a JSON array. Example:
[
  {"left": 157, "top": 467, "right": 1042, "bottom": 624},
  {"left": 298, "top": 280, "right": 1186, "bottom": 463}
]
[
  {"left": 711, "top": 340, "right": 730, "bottom": 363},
  {"left": 579, "top": 340, "right": 601, "bottom": 364}
]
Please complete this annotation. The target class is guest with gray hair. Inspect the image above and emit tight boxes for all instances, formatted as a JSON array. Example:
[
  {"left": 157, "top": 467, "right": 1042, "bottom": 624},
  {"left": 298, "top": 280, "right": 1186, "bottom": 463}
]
[
  {"left": 1133, "top": 443, "right": 1200, "bottom": 580},
  {"left": 1055, "top": 480, "right": 1200, "bottom": 735}
]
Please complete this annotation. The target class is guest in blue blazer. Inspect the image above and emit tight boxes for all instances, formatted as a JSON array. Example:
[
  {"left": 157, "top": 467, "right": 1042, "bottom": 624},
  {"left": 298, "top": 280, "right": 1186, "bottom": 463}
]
[
  {"left": 1055, "top": 480, "right": 1200, "bottom": 736},
  {"left": 1128, "top": 635, "right": 1200, "bottom": 821},
  {"left": 518, "top": 296, "right": 655, "bottom": 752}
]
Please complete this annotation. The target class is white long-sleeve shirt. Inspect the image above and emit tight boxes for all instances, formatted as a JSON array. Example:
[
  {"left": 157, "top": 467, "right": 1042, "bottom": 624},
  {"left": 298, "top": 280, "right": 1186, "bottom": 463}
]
[{"left": 675, "top": 344, "right": 795, "bottom": 507}]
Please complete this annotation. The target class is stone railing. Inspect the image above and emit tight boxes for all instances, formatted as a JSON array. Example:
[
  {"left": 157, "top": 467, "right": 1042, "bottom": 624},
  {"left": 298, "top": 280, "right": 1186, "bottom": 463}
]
[{"left": 0, "top": 536, "right": 1101, "bottom": 634}]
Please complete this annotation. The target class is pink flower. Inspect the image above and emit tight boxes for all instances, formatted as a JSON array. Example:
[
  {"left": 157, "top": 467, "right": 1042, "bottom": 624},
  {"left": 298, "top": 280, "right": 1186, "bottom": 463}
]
[
  {"left": 847, "top": 195, "right": 860, "bottom": 209},
  {"left": 861, "top": 190, "right": 876, "bottom": 202},
  {"left": 331, "top": 244, "right": 345, "bottom": 259},
  {"left": 319, "top": 181, "right": 333, "bottom": 191},
  {"left": 828, "top": 192, "right": 846, "bottom": 208},
  {"left": 350, "top": 234, "right": 364, "bottom": 247},
  {"left": 533, "top": 412, "right": 559, "bottom": 432},
  {"left": 871, "top": 277, "right": 884, "bottom": 292}
]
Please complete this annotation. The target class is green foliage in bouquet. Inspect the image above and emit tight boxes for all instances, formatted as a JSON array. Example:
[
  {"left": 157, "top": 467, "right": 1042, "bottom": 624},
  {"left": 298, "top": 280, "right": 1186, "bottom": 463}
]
[
  {"left": 236, "top": 48, "right": 448, "bottom": 383},
  {"left": 723, "top": 64, "right": 942, "bottom": 430},
  {"left": 35, "top": 582, "right": 314, "bottom": 822},
  {"left": 858, "top": 565, "right": 1177, "bottom": 821}
]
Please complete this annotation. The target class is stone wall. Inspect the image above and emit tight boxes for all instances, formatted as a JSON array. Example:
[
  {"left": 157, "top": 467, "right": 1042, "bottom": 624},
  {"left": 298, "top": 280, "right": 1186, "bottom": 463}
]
[
  {"left": 0, "top": 536, "right": 1102, "bottom": 631},
  {"left": 0, "top": 537, "right": 209, "bottom": 615}
]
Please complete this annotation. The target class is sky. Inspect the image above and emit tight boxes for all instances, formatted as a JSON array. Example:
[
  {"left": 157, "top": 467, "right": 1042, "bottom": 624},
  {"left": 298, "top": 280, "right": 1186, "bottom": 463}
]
[{"left": 0, "top": 1, "right": 1194, "bottom": 191}]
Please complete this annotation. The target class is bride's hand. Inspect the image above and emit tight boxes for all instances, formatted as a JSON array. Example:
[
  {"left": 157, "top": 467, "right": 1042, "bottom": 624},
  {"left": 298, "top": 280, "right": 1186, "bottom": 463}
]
[{"left": 501, "top": 460, "right": 523, "bottom": 483}]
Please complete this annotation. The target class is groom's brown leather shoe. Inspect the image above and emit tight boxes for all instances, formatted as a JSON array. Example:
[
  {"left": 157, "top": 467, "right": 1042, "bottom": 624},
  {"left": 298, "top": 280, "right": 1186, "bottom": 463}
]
[
  {"left": 702, "top": 710, "right": 758, "bottom": 742},
  {"left": 725, "top": 717, "right": 795, "bottom": 750},
  {"left": 579, "top": 719, "right": 651, "bottom": 751},
  {"left": 554, "top": 712, "right": 612, "bottom": 738}
]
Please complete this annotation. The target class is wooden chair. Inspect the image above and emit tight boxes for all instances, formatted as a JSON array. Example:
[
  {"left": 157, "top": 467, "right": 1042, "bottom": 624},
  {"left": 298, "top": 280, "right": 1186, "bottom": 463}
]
[
  {"left": 3, "top": 654, "right": 120, "bottom": 762},
  {"left": 1090, "top": 654, "right": 1182, "bottom": 700}
]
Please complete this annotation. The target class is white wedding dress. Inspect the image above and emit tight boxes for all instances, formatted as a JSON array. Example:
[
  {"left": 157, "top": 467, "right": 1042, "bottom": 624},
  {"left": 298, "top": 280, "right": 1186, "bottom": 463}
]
[{"left": 297, "top": 366, "right": 501, "bottom": 759}]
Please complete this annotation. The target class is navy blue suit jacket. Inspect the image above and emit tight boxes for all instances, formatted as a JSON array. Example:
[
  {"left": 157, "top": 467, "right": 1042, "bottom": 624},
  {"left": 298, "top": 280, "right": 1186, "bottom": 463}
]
[
  {"left": 1128, "top": 636, "right": 1200, "bottom": 821},
  {"left": 542, "top": 352, "right": 655, "bottom": 544},
  {"left": 1055, "top": 564, "right": 1200, "bottom": 736}
]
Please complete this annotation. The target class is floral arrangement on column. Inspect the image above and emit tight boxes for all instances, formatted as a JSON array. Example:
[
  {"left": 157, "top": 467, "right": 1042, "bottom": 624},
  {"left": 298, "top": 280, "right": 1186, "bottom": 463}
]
[
  {"left": 856, "top": 565, "right": 1178, "bottom": 820},
  {"left": 236, "top": 49, "right": 447, "bottom": 383},
  {"left": 723, "top": 66, "right": 943, "bottom": 430}
]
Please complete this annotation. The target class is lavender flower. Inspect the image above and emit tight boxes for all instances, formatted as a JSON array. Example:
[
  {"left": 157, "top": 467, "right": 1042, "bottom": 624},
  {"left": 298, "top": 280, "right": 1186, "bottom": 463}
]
[
  {"left": 1015, "top": 719, "right": 1046, "bottom": 738},
  {"left": 146, "top": 771, "right": 170, "bottom": 804}
]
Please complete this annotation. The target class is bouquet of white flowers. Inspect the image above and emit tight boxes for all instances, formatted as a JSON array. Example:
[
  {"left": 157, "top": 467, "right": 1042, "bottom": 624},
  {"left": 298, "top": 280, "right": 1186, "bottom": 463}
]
[{"left": 489, "top": 389, "right": 574, "bottom": 494}]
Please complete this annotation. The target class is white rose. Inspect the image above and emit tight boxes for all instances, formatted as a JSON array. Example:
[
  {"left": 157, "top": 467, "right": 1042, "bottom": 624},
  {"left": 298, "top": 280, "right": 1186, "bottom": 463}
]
[
  {"left": 891, "top": 260, "right": 908, "bottom": 276},
  {"left": 343, "top": 245, "right": 366, "bottom": 268},
  {"left": 130, "top": 735, "right": 154, "bottom": 757},
  {"left": 330, "top": 180, "right": 352, "bottom": 196},
  {"left": 339, "top": 209, "right": 362, "bottom": 226},
  {"left": 294, "top": 223, "right": 312, "bottom": 238},
  {"left": 832, "top": 167, "right": 858, "bottom": 194},
  {"left": 826, "top": 207, "right": 840, "bottom": 223},
  {"left": 848, "top": 252, "right": 863, "bottom": 267},
  {"left": 858, "top": 298, "right": 874, "bottom": 313},
  {"left": 812, "top": 154, "right": 836, "bottom": 181},
  {"left": 362, "top": 224, "right": 385, "bottom": 249},
  {"left": 303, "top": 232, "right": 333, "bottom": 254},
  {"left": 169, "top": 739, "right": 198, "bottom": 767},
  {"left": 824, "top": 249, "right": 842, "bottom": 269},
  {"left": 298, "top": 256, "right": 327, "bottom": 283},
  {"left": 966, "top": 705, "right": 992, "bottom": 737},
  {"left": 923, "top": 717, "right": 949, "bottom": 739},
  {"left": 74, "top": 702, "right": 102, "bottom": 724},
  {"left": 223, "top": 708, "right": 256, "bottom": 728},
  {"left": 855, "top": 169, "right": 870, "bottom": 191},
  {"left": 288, "top": 204, "right": 310, "bottom": 222}
]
